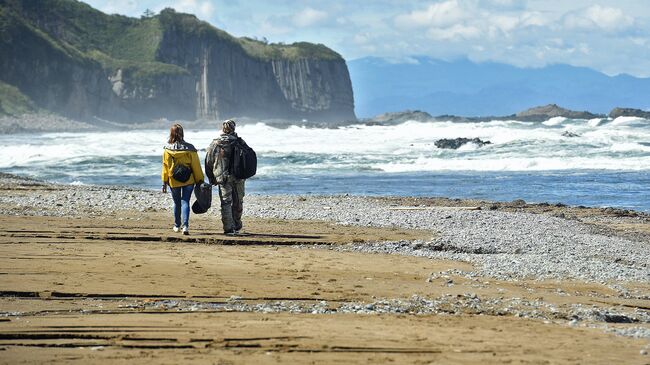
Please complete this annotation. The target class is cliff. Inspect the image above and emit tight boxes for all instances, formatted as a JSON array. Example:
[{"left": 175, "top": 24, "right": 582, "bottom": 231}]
[{"left": 0, "top": 0, "right": 356, "bottom": 123}]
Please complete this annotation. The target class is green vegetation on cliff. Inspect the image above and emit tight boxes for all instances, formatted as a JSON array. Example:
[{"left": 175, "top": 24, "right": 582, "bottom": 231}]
[
  {"left": 157, "top": 8, "right": 342, "bottom": 61},
  {"left": 0, "top": 0, "right": 354, "bottom": 122},
  {"left": 239, "top": 39, "right": 342, "bottom": 61},
  {"left": 1, "top": 0, "right": 343, "bottom": 78},
  {"left": 0, "top": 81, "right": 36, "bottom": 116}
]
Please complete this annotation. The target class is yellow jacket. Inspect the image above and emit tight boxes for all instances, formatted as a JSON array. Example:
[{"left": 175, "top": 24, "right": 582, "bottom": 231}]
[{"left": 161, "top": 141, "right": 205, "bottom": 188}]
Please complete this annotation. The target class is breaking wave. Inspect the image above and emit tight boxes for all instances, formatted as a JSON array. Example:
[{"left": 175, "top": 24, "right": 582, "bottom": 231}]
[{"left": 1, "top": 116, "right": 649, "bottom": 177}]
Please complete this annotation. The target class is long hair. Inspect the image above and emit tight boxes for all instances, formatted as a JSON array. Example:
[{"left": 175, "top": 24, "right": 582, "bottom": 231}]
[{"left": 168, "top": 123, "right": 184, "bottom": 144}]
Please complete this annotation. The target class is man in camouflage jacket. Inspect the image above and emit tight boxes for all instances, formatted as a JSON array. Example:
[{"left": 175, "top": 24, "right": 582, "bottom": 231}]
[{"left": 205, "top": 120, "right": 246, "bottom": 235}]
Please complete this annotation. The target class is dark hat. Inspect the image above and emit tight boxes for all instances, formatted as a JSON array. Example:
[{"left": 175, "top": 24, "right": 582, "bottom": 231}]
[{"left": 222, "top": 119, "right": 236, "bottom": 134}]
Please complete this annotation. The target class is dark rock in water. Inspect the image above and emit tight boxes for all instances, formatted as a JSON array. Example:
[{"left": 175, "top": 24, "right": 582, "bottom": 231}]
[
  {"left": 562, "top": 131, "right": 580, "bottom": 138},
  {"left": 515, "top": 104, "right": 603, "bottom": 122},
  {"left": 434, "top": 138, "right": 491, "bottom": 149},
  {"left": 609, "top": 107, "right": 650, "bottom": 119}
]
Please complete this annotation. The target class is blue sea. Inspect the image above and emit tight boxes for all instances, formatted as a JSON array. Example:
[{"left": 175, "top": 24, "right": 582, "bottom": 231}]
[{"left": 2, "top": 116, "right": 649, "bottom": 212}]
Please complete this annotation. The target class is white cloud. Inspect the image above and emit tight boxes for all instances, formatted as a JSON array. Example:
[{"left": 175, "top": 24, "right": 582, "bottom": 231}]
[
  {"left": 292, "top": 8, "right": 329, "bottom": 28},
  {"left": 564, "top": 5, "right": 633, "bottom": 32},
  {"left": 258, "top": 19, "right": 293, "bottom": 36},
  {"left": 428, "top": 24, "right": 481, "bottom": 41},
  {"left": 84, "top": 0, "right": 650, "bottom": 77},
  {"left": 394, "top": 0, "right": 467, "bottom": 29},
  {"left": 99, "top": 0, "right": 139, "bottom": 16},
  {"left": 519, "top": 11, "right": 548, "bottom": 27},
  {"left": 491, "top": 14, "right": 521, "bottom": 33},
  {"left": 168, "top": 0, "right": 215, "bottom": 18},
  {"left": 478, "top": 0, "right": 526, "bottom": 10}
]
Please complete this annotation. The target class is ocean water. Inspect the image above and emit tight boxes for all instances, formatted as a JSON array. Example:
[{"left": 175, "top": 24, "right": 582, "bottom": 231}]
[{"left": 2, "top": 116, "right": 650, "bottom": 211}]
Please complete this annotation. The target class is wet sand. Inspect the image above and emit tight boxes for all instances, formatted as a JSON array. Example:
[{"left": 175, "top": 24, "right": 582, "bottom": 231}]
[{"left": 0, "top": 180, "right": 648, "bottom": 363}]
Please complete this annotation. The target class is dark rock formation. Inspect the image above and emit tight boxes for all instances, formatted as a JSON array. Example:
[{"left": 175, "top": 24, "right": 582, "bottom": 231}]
[
  {"left": 434, "top": 138, "right": 491, "bottom": 149},
  {"left": 609, "top": 107, "right": 650, "bottom": 119},
  {"left": 0, "top": 1, "right": 356, "bottom": 123},
  {"left": 369, "top": 110, "right": 433, "bottom": 124},
  {"left": 561, "top": 131, "right": 580, "bottom": 138},
  {"left": 515, "top": 104, "right": 603, "bottom": 122}
]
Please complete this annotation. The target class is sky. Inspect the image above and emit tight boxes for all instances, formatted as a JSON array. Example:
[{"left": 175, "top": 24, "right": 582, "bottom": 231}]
[{"left": 84, "top": 0, "right": 650, "bottom": 77}]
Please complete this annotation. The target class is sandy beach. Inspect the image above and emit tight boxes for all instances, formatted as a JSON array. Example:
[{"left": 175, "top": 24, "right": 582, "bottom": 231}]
[{"left": 0, "top": 174, "right": 648, "bottom": 364}]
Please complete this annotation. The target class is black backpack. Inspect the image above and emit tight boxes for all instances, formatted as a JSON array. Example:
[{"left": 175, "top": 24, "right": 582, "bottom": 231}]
[
  {"left": 171, "top": 157, "right": 192, "bottom": 182},
  {"left": 230, "top": 138, "right": 257, "bottom": 179}
]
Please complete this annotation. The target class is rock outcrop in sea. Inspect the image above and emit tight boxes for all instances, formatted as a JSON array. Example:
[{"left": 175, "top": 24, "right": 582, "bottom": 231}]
[
  {"left": 0, "top": 1, "right": 356, "bottom": 123},
  {"left": 515, "top": 104, "right": 603, "bottom": 122},
  {"left": 609, "top": 107, "right": 650, "bottom": 119},
  {"left": 435, "top": 138, "right": 491, "bottom": 149}
]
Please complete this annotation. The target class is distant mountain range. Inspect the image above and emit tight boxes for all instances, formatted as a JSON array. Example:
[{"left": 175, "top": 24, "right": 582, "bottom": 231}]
[{"left": 348, "top": 56, "right": 650, "bottom": 118}]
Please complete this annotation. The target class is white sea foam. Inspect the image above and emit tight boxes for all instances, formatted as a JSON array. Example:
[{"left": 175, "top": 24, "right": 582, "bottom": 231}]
[
  {"left": 373, "top": 156, "right": 650, "bottom": 173},
  {"left": 588, "top": 118, "right": 607, "bottom": 127},
  {"left": 611, "top": 116, "right": 647, "bottom": 126},
  {"left": 1, "top": 117, "right": 649, "bottom": 175},
  {"left": 542, "top": 116, "right": 568, "bottom": 126}
]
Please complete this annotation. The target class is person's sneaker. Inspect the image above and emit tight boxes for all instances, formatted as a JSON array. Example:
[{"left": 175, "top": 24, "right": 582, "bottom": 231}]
[
  {"left": 182, "top": 226, "right": 189, "bottom": 235},
  {"left": 173, "top": 226, "right": 180, "bottom": 233},
  {"left": 224, "top": 230, "right": 237, "bottom": 236}
]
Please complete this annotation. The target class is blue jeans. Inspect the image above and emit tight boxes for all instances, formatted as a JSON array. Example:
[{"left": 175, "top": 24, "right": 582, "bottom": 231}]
[{"left": 170, "top": 184, "right": 194, "bottom": 228}]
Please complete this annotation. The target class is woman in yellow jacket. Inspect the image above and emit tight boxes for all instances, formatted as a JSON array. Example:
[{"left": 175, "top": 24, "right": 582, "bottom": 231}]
[{"left": 161, "top": 123, "right": 204, "bottom": 235}]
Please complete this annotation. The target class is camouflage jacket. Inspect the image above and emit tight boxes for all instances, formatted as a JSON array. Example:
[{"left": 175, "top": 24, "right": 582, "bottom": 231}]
[{"left": 205, "top": 132, "right": 239, "bottom": 185}]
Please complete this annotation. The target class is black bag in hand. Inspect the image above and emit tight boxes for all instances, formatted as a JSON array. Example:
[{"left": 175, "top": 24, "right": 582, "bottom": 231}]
[{"left": 192, "top": 183, "right": 212, "bottom": 214}]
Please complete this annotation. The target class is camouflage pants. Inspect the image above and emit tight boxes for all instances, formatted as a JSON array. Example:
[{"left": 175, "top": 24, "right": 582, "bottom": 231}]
[{"left": 218, "top": 176, "right": 245, "bottom": 232}]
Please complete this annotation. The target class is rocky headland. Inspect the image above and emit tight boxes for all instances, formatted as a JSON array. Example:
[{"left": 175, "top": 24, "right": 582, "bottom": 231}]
[{"left": 0, "top": 0, "right": 356, "bottom": 124}]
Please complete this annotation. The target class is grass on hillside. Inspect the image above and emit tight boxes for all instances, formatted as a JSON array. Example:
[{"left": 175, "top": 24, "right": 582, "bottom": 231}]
[
  {"left": 87, "top": 50, "right": 189, "bottom": 85},
  {"left": 157, "top": 8, "right": 342, "bottom": 61},
  {"left": 238, "top": 38, "right": 342, "bottom": 61},
  {"left": 0, "top": 81, "right": 37, "bottom": 116},
  {"left": 108, "top": 17, "right": 162, "bottom": 62},
  {"left": 2, "top": 0, "right": 343, "bottom": 92}
]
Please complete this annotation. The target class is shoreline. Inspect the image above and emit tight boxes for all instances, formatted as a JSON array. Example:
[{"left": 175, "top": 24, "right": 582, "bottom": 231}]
[
  {"left": 3, "top": 172, "right": 648, "bottom": 241},
  {"left": 0, "top": 172, "right": 648, "bottom": 363},
  {"left": 1, "top": 172, "right": 648, "bottom": 280},
  {"left": 4, "top": 171, "right": 649, "bottom": 215}
]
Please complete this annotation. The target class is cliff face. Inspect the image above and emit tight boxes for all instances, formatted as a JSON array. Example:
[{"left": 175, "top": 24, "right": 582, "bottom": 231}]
[
  {"left": 154, "top": 12, "right": 355, "bottom": 122},
  {"left": 155, "top": 28, "right": 290, "bottom": 121},
  {"left": 271, "top": 59, "right": 355, "bottom": 120},
  {"left": 107, "top": 68, "right": 196, "bottom": 121},
  {"left": 0, "top": 8, "right": 125, "bottom": 120},
  {"left": 0, "top": 1, "right": 356, "bottom": 122}
]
